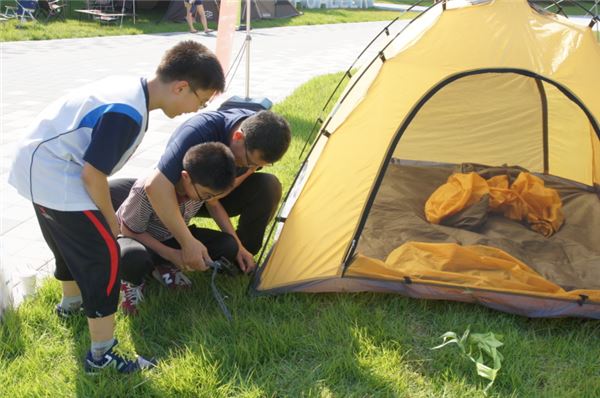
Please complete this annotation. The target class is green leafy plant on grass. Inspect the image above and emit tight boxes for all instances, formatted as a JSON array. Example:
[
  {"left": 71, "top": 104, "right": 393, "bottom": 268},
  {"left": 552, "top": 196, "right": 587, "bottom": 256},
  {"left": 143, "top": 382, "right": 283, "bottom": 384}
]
[{"left": 431, "top": 327, "right": 504, "bottom": 394}]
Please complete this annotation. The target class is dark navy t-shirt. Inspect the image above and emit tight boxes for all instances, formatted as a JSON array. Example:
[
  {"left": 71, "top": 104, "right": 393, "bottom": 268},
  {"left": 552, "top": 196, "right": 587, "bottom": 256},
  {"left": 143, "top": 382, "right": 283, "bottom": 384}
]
[{"left": 157, "top": 108, "right": 255, "bottom": 184}]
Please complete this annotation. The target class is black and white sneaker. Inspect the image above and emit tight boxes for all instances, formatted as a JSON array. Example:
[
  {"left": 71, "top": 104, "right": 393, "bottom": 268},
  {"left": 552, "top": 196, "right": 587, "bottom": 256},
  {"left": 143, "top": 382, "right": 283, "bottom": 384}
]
[
  {"left": 55, "top": 304, "right": 84, "bottom": 319},
  {"left": 152, "top": 264, "right": 192, "bottom": 290},
  {"left": 84, "top": 339, "right": 156, "bottom": 374}
]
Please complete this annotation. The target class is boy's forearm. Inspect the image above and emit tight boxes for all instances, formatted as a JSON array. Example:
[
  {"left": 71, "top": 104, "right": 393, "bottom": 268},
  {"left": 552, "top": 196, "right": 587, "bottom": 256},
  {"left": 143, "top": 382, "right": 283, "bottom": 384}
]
[
  {"left": 145, "top": 170, "right": 195, "bottom": 246},
  {"left": 145, "top": 169, "right": 210, "bottom": 271},
  {"left": 81, "top": 162, "right": 119, "bottom": 236}
]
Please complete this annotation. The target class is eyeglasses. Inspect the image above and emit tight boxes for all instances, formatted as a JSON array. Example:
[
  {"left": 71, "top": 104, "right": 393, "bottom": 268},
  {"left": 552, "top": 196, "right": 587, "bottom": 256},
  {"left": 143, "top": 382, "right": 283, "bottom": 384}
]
[
  {"left": 186, "top": 172, "right": 221, "bottom": 202},
  {"left": 191, "top": 182, "right": 221, "bottom": 202},
  {"left": 243, "top": 136, "right": 261, "bottom": 168},
  {"left": 188, "top": 84, "right": 209, "bottom": 110}
]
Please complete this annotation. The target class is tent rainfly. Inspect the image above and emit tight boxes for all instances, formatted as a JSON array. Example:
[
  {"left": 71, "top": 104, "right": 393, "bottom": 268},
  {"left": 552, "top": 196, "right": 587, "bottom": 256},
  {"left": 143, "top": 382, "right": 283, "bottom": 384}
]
[{"left": 252, "top": 0, "right": 600, "bottom": 319}]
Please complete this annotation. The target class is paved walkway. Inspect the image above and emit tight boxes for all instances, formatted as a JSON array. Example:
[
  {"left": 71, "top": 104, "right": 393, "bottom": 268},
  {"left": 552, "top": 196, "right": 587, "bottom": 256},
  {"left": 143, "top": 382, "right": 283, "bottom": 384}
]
[{"left": 0, "top": 21, "right": 402, "bottom": 307}]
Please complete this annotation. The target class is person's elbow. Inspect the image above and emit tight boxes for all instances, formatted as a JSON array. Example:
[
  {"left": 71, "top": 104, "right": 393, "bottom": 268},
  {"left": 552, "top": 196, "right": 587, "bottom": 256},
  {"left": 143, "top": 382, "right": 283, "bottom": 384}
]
[
  {"left": 144, "top": 169, "right": 164, "bottom": 200},
  {"left": 81, "top": 162, "right": 104, "bottom": 189}
]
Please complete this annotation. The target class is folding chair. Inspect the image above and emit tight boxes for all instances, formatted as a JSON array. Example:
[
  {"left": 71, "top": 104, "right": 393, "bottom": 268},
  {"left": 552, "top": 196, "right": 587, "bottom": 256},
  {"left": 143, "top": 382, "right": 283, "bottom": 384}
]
[
  {"left": 1, "top": 3, "right": 17, "bottom": 21},
  {"left": 37, "top": 0, "right": 66, "bottom": 21},
  {"left": 9, "top": 0, "right": 38, "bottom": 23}
]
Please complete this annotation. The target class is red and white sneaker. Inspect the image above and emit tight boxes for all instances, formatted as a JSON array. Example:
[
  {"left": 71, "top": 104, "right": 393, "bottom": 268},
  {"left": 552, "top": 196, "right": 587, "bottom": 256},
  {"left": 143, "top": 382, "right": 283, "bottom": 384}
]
[
  {"left": 152, "top": 264, "right": 192, "bottom": 290},
  {"left": 120, "top": 281, "right": 144, "bottom": 316}
]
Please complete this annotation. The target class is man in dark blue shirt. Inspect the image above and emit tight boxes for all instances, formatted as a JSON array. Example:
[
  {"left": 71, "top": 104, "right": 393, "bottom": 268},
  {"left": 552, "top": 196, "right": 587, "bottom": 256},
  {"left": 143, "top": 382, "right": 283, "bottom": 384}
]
[{"left": 143, "top": 109, "right": 290, "bottom": 273}]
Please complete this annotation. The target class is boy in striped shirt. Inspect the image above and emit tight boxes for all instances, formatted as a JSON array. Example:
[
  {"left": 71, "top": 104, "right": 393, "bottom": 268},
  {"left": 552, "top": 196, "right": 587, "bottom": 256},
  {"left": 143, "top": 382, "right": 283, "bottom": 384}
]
[{"left": 116, "top": 143, "right": 238, "bottom": 315}]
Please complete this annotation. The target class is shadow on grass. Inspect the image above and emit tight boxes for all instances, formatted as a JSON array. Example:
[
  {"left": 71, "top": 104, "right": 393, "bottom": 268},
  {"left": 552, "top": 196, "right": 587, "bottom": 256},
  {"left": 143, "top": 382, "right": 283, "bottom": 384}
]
[
  {"left": 184, "top": 281, "right": 600, "bottom": 397},
  {"left": 2, "top": 272, "right": 599, "bottom": 396}
]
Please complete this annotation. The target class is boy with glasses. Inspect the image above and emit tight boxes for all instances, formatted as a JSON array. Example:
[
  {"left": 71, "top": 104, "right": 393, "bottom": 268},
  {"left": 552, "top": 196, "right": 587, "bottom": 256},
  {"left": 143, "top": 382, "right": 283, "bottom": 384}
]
[
  {"left": 8, "top": 40, "right": 225, "bottom": 373},
  {"left": 116, "top": 143, "right": 237, "bottom": 315}
]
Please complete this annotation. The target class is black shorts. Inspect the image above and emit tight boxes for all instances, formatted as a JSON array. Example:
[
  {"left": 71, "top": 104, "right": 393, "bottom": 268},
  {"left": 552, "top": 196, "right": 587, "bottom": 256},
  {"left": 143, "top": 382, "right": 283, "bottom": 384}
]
[
  {"left": 119, "top": 226, "right": 238, "bottom": 285},
  {"left": 34, "top": 204, "right": 120, "bottom": 318}
]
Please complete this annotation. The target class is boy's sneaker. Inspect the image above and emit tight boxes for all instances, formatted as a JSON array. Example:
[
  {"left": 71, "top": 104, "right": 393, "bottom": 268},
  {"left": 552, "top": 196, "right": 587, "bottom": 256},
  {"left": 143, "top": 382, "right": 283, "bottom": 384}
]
[
  {"left": 120, "top": 281, "right": 144, "bottom": 316},
  {"left": 84, "top": 339, "right": 156, "bottom": 374},
  {"left": 152, "top": 264, "right": 192, "bottom": 290},
  {"left": 55, "top": 304, "right": 85, "bottom": 319}
]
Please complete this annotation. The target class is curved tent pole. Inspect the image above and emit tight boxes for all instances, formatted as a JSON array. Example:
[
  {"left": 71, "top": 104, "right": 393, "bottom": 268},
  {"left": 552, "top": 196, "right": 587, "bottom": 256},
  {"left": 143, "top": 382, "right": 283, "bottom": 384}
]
[
  {"left": 537, "top": 0, "right": 599, "bottom": 31},
  {"left": 298, "top": 0, "right": 437, "bottom": 159},
  {"left": 299, "top": 0, "right": 440, "bottom": 160},
  {"left": 297, "top": 17, "right": 399, "bottom": 159},
  {"left": 551, "top": 0, "right": 599, "bottom": 20},
  {"left": 590, "top": 0, "right": 599, "bottom": 28},
  {"left": 257, "top": 1, "right": 440, "bottom": 264},
  {"left": 539, "top": 0, "right": 569, "bottom": 18}
]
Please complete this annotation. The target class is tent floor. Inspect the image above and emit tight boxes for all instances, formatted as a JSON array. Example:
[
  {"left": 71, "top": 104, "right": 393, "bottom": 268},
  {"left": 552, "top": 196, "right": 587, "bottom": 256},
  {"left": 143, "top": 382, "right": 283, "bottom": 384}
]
[{"left": 356, "top": 161, "right": 600, "bottom": 291}]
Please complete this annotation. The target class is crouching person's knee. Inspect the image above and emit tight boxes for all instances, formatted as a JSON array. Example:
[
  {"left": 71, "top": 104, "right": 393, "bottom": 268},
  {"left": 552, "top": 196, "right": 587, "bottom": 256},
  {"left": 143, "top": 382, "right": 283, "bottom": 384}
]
[
  {"left": 221, "top": 234, "right": 239, "bottom": 263},
  {"left": 261, "top": 173, "right": 282, "bottom": 204},
  {"left": 118, "top": 237, "right": 154, "bottom": 285}
]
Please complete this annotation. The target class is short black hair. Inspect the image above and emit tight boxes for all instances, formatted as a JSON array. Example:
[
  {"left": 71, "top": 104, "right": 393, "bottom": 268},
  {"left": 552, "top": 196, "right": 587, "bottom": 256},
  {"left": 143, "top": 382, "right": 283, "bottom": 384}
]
[
  {"left": 242, "top": 111, "right": 291, "bottom": 164},
  {"left": 183, "top": 143, "right": 236, "bottom": 192},
  {"left": 157, "top": 41, "right": 225, "bottom": 93}
]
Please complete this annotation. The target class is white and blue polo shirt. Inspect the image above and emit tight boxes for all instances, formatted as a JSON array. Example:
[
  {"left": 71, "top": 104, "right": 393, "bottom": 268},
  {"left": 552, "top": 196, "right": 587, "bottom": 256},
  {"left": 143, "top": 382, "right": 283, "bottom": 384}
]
[{"left": 9, "top": 76, "right": 149, "bottom": 211}]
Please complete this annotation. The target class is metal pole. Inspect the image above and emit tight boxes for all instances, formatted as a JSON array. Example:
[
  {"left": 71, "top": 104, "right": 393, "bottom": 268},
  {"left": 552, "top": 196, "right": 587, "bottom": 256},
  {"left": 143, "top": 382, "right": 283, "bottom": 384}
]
[
  {"left": 244, "top": 0, "right": 252, "bottom": 100},
  {"left": 120, "top": 0, "right": 126, "bottom": 27},
  {"left": 596, "top": 1, "right": 599, "bottom": 41}
]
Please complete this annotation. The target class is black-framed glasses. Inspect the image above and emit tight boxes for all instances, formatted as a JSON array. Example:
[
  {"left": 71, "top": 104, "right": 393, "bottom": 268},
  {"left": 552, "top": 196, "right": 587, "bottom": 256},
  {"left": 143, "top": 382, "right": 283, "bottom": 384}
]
[
  {"left": 188, "top": 84, "right": 208, "bottom": 110},
  {"left": 243, "top": 137, "right": 261, "bottom": 168},
  {"left": 186, "top": 171, "right": 221, "bottom": 201},
  {"left": 191, "top": 182, "right": 220, "bottom": 202}
]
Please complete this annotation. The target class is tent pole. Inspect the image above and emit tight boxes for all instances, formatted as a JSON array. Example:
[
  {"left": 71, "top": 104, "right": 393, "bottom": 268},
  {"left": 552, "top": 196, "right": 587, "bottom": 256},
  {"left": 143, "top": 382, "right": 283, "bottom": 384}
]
[
  {"left": 244, "top": 0, "right": 251, "bottom": 100},
  {"left": 120, "top": 0, "right": 125, "bottom": 27},
  {"left": 535, "top": 79, "right": 549, "bottom": 174}
]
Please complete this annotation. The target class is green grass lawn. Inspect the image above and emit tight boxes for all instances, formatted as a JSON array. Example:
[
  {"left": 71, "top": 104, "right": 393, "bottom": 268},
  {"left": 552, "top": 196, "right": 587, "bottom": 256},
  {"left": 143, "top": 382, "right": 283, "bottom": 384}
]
[
  {"left": 0, "top": 4, "right": 409, "bottom": 42},
  {"left": 1, "top": 72, "right": 600, "bottom": 397},
  {"left": 1, "top": 0, "right": 596, "bottom": 42}
]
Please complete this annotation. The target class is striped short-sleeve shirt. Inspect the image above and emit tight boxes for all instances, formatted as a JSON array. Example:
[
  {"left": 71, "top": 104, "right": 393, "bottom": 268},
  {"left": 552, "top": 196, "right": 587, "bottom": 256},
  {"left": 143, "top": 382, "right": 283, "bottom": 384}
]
[{"left": 116, "top": 177, "right": 203, "bottom": 242}]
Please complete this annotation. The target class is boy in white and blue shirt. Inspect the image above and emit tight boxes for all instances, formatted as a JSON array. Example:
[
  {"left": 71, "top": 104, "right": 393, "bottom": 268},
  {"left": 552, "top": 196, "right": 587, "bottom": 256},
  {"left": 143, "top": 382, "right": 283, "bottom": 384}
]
[{"left": 9, "top": 40, "right": 225, "bottom": 374}]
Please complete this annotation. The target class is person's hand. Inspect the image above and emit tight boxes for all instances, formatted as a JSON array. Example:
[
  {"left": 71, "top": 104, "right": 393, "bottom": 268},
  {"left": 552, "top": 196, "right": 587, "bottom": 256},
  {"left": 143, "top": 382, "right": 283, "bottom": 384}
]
[
  {"left": 236, "top": 245, "right": 256, "bottom": 274},
  {"left": 181, "top": 238, "right": 211, "bottom": 271},
  {"left": 109, "top": 219, "right": 121, "bottom": 239}
]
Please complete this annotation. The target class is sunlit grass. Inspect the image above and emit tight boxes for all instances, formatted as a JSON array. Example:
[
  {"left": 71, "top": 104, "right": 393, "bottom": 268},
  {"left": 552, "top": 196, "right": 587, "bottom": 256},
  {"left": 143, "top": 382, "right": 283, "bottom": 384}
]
[{"left": 2, "top": 72, "right": 600, "bottom": 397}]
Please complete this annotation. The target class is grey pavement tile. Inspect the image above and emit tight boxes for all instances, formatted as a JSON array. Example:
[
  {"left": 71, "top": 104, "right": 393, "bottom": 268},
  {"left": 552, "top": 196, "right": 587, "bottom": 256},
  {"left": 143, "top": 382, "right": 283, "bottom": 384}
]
[
  {"left": 37, "top": 264, "right": 55, "bottom": 278},
  {"left": 4, "top": 218, "right": 43, "bottom": 239},
  {"left": 2, "top": 189, "right": 32, "bottom": 209},
  {"left": 1, "top": 218, "right": 21, "bottom": 234},
  {"left": 2, "top": 236, "right": 31, "bottom": 255},
  {"left": 14, "top": 243, "right": 53, "bottom": 262}
]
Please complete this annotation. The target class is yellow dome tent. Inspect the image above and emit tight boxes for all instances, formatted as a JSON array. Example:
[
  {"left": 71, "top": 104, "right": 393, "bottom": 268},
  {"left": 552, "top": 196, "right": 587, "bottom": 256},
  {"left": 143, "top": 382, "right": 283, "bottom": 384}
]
[{"left": 253, "top": 0, "right": 600, "bottom": 318}]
